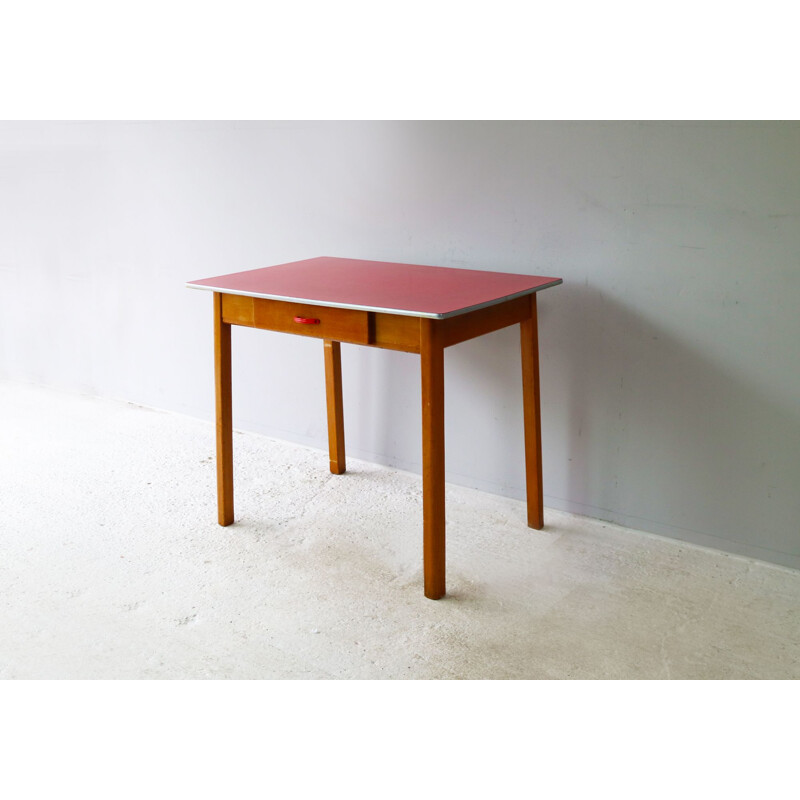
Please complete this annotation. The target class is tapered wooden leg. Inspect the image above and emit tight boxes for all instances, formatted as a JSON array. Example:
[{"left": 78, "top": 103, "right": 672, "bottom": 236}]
[
  {"left": 214, "top": 292, "right": 234, "bottom": 526},
  {"left": 324, "top": 339, "right": 346, "bottom": 475},
  {"left": 420, "top": 318, "right": 446, "bottom": 599},
  {"left": 520, "top": 294, "right": 544, "bottom": 529}
]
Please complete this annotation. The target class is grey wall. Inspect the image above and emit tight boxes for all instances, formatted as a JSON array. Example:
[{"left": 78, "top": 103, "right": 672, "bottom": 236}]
[{"left": 1, "top": 121, "right": 798, "bottom": 569}]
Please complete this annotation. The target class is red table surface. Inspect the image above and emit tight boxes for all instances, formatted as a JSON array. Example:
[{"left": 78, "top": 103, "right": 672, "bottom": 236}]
[{"left": 187, "top": 257, "right": 562, "bottom": 319}]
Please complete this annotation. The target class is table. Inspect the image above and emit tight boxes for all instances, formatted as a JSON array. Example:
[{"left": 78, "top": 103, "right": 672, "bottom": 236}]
[{"left": 187, "top": 257, "right": 562, "bottom": 599}]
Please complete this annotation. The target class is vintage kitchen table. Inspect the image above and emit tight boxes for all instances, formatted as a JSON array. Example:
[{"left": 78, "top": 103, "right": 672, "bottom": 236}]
[{"left": 187, "top": 257, "right": 561, "bottom": 599}]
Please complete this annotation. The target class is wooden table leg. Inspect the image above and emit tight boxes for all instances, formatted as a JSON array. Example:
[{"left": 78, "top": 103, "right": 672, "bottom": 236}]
[
  {"left": 420, "top": 318, "right": 446, "bottom": 599},
  {"left": 214, "top": 292, "right": 234, "bottom": 526},
  {"left": 520, "top": 294, "right": 544, "bottom": 529},
  {"left": 324, "top": 339, "right": 346, "bottom": 475}
]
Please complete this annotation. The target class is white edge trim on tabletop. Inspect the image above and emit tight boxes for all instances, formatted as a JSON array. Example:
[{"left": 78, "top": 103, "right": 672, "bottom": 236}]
[{"left": 185, "top": 278, "right": 563, "bottom": 320}]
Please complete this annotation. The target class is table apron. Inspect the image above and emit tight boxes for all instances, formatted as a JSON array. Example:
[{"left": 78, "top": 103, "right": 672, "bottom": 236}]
[{"left": 219, "top": 291, "right": 534, "bottom": 352}]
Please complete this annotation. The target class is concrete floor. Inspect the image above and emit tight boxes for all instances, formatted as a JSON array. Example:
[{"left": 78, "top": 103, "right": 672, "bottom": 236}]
[{"left": 1, "top": 380, "right": 798, "bottom": 679}]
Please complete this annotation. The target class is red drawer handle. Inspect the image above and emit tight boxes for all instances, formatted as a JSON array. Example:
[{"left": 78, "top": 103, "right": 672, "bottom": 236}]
[{"left": 293, "top": 315, "right": 320, "bottom": 325}]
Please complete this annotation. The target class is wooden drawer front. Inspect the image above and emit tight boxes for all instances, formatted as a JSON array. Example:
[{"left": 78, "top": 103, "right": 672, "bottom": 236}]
[{"left": 253, "top": 298, "right": 369, "bottom": 344}]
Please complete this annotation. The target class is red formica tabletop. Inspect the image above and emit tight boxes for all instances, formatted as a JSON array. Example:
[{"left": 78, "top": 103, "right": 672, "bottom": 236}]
[{"left": 187, "top": 257, "right": 562, "bottom": 319}]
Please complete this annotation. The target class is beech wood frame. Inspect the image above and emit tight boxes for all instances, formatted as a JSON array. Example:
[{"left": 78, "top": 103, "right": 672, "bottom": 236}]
[{"left": 212, "top": 291, "right": 544, "bottom": 599}]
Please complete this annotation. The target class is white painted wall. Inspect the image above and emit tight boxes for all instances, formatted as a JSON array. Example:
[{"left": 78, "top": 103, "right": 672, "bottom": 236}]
[{"left": 1, "top": 121, "right": 798, "bottom": 569}]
